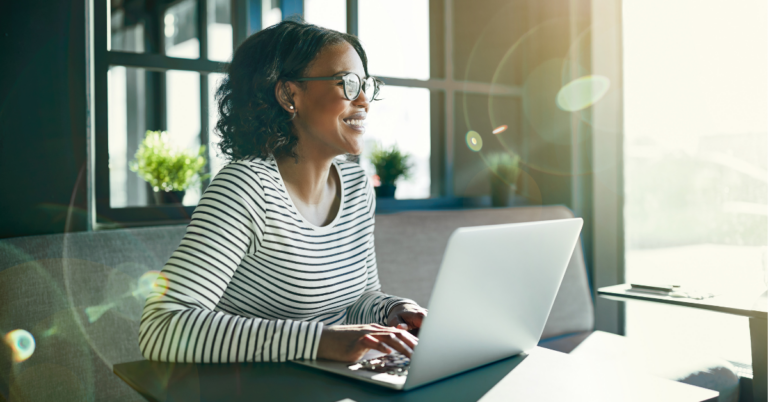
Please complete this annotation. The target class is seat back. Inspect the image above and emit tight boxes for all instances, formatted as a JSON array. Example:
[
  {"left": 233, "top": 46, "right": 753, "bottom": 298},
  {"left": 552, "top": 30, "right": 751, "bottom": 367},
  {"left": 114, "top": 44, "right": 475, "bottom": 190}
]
[
  {"left": 374, "top": 205, "right": 595, "bottom": 340},
  {"left": 0, "top": 225, "right": 187, "bottom": 401},
  {"left": 0, "top": 206, "right": 594, "bottom": 400}
]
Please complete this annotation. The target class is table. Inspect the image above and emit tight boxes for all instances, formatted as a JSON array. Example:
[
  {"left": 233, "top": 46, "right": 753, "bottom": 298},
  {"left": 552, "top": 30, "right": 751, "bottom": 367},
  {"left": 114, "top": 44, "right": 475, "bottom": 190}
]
[
  {"left": 599, "top": 284, "right": 767, "bottom": 401},
  {"left": 114, "top": 347, "right": 719, "bottom": 402}
]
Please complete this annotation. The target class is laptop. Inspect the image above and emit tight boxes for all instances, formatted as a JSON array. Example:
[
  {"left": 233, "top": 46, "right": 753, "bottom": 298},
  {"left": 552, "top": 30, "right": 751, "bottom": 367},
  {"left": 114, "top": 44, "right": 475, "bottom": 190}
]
[{"left": 292, "top": 218, "right": 584, "bottom": 391}]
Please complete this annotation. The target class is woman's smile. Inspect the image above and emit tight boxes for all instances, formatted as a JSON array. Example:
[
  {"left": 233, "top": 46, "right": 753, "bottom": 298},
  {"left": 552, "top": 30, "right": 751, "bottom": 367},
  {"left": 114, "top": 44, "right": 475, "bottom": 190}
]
[{"left": 342, "top": 112, "right": 367, "bottom": 132}]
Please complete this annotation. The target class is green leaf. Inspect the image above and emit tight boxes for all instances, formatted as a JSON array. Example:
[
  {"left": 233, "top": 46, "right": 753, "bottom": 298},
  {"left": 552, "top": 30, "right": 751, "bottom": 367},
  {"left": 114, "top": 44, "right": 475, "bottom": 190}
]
[
  {"left": 368, "top": 143, "right": 413, "bottom": 185},
  {"left": 129, "top": 130, "right": 210, "bottom": 192}
]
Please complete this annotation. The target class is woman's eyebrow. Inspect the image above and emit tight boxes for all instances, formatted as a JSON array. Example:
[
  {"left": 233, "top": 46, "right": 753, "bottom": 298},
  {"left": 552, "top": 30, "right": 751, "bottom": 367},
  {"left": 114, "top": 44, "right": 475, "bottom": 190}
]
[{"left": 332, "top": 70, "right": 352, "bottom": 76}]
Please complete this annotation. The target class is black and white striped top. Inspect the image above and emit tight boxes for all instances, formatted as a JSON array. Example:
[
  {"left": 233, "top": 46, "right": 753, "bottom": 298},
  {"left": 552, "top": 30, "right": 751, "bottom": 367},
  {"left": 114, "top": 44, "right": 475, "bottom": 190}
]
[{"left": 139, "top": 155, "right": 414, "bottom": 363}]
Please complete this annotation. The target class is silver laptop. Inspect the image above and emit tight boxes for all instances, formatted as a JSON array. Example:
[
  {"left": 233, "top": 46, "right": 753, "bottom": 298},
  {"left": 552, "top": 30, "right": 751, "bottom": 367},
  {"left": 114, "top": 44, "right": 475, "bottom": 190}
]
[{"left": 293, "top": 218, "right": 584, "bottom": 391}]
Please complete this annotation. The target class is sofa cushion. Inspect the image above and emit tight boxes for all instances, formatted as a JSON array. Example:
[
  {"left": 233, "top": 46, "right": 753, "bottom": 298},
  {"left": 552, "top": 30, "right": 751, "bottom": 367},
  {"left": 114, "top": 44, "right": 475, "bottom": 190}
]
[
  {"left": 0, "top": 225, "right": 188, "bottom": 401},
  {"left": 374, "top": 205, "right": 595, "bottom": 340}
]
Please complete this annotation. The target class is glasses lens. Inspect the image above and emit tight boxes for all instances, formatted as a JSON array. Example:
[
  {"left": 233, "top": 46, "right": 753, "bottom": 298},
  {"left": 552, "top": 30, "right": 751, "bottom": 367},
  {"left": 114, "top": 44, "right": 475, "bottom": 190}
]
[
  {"left": 343, "top": 74, "right": 361, "bottom": 100},
  {"left": 363, "top": 77, "right": 377, "bottom": 100}
]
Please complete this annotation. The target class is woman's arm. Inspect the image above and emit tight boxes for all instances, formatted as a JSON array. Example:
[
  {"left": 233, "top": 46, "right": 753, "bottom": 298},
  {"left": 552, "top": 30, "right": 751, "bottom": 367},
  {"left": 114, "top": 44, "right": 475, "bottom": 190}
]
[{"left": 138, "top": 163, "right": 323, "bottom": 363}]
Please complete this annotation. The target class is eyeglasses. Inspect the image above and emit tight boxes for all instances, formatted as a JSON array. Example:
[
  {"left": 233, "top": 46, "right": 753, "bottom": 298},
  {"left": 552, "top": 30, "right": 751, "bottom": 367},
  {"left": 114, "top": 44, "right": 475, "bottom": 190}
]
[{"left": 294, "top": 72, "right": 381, "bottom": 101}]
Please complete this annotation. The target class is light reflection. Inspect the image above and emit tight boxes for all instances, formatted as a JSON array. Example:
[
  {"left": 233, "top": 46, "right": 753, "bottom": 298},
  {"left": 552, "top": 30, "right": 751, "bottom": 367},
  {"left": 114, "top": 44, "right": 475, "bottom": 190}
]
[
  {"left": 85, "top": 303, "right": 117, "bottom": 323},
  {"left": 556, "top": 75, "right": 610, "bottom": 112},
  {"left": 4, "top": 329, "right": 35, "bottom": 362},
  {"left": 135, "top": 270, "right": 169, "bottom": 300},
  {"left": 492, "top": 125, "right": 508, "bottom": 135},
  {"left": 466, "top": 131, "right": 483, "bottom": 152}
]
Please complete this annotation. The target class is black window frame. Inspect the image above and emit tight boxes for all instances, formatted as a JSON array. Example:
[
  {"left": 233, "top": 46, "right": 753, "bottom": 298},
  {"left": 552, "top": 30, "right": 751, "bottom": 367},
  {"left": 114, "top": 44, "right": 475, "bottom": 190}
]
[{"left": 91, "top": 0, "right": 568, "bottom": 229}]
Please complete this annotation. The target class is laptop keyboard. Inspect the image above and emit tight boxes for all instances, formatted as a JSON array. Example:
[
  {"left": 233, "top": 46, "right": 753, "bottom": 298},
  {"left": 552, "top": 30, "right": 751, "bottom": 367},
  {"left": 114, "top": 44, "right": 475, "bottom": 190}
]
[{"left": 347, "top": 352, "right": 410, "bottom": 377}]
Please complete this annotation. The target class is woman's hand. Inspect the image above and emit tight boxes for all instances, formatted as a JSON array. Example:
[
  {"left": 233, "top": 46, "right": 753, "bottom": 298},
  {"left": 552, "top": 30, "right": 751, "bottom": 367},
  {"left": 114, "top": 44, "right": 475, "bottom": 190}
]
[
  {"left": 317, "top": 324, "right": 418, "bottom": 362},
  {"left": 386, "top": 303, "right": 428, "bottom": 332}
]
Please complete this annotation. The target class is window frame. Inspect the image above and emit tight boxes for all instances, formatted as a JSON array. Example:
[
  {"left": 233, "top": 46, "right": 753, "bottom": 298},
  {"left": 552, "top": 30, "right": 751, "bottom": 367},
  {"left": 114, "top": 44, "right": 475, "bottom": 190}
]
[
  {"left": 93, "top": 0, "right": 245, "bottom": 229},
  {"left": 89, "top": 0, "right": 566, "bottom": 229}
]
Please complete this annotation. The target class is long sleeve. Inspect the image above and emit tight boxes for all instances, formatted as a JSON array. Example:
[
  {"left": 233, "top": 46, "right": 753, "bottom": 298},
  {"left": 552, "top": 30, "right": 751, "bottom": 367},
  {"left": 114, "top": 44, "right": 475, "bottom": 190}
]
[
  {"left": 344, "top": 177, "right": 418, "bottom": 325},
  {"left": 138, "top": 163, "right": 323, "bottom": 363}
]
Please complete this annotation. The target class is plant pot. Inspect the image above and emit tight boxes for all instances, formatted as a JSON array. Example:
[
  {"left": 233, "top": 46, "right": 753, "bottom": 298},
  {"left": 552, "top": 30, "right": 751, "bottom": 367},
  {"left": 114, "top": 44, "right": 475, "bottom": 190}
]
[
  {"left": 490, "top": 176, "right": 516, "bottom": 207},
  {"left": 375, "top": 183, "right": 396, "bottom": 198},
  {"left": 153, "top": 190, "right": 186, "bottom": 205}
]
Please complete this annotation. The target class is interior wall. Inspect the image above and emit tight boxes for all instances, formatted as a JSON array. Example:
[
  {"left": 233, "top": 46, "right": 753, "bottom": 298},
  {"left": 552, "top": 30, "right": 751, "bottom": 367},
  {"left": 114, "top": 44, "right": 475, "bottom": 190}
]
[{"left": 0, "top": 0, "right": 89, "bottom": 239}]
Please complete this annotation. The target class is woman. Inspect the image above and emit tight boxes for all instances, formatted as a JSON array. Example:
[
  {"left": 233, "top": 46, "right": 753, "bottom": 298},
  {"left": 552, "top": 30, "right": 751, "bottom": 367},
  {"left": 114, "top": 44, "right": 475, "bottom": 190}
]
[{"left": 138, "top": 20, "right": 427, "bottom": 364}]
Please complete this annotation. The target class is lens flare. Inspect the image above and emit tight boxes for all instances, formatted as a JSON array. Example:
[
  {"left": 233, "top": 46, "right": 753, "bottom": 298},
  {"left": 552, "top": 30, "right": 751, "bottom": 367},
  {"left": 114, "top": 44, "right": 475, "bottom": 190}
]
[
  {"left": 492, "top": 125, "right": 508, "bottom": 135},
  {"left": 4, "top": 329, "right": 35, "bottom": 362},
  {"left": 85, "top": 302, "right": 116, "bottom": 323},
  {"left": 556, "top": 75, "right": 610, "bottom": 112},
  {"left": 134, "top": 270, "right": 169, "bottom": 300},
  {"left": 466, "top": 131, "right": 483, "bottom": 152}
]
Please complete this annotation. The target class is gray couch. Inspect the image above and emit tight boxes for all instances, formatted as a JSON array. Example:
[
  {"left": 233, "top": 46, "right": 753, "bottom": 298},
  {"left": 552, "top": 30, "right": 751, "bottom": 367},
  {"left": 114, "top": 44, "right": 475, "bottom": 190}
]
[{"left": 0, "top": 205, "right": 595, "bottom": 401}]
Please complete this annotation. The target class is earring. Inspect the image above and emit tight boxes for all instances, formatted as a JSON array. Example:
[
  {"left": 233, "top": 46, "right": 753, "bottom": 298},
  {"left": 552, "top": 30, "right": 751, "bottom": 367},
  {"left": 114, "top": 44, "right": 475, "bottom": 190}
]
[{"left": 289, "top": 105, "right": 294, "bottom": 110}]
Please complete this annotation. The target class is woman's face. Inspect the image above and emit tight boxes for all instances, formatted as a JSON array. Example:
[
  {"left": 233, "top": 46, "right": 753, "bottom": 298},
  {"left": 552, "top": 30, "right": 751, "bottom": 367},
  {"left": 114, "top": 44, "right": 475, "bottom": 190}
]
[{"left": 285, "top": 42, "right": 370, "bottom": 157}]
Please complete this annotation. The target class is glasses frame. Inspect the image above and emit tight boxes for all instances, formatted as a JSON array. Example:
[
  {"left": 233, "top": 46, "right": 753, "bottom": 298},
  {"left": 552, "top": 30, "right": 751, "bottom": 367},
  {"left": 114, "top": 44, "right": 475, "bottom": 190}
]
[{"left": 293, "top": 72, "right": 382, "bottom": 101}]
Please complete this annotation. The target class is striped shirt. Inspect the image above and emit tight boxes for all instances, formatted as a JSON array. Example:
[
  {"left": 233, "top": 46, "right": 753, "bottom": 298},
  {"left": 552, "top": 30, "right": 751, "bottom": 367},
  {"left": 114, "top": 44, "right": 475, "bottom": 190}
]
[{"left": 139, "top": 155, "right": 415, "bottom": 363}]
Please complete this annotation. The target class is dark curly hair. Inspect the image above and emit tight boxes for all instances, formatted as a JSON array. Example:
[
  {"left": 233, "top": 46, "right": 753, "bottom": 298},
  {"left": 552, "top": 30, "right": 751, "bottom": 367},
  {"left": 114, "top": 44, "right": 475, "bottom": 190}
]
[{"left": 214, "top": 20, "right": 371, "bottom": 163}]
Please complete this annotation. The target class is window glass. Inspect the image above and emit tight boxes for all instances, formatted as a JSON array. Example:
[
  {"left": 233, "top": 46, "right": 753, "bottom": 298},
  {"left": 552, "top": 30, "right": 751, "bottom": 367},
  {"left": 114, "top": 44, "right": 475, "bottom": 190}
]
[
  {"left": 360, "top": 86, "right": 431, "bottom": 199},
  {"left": 207, "top": 0, "right": 233, "bottom": 61},
  {"left": 108, "top": 0, "right": 145, "bottom": 53},
  {"left": 166, "top": 70, "right": 202, "bottom": 205},
  {"left": 358, "top": 0, "right": 429, "bottom": 80},
  {"left": 623, "top": 0, "right": 767, "bottom": 365},
  {"left": 453, "top": 92, "right": 524, "bottom": 198},
  {"left": 304, "top": 0, "right": 346, "bottom": 33},
  {"left": 108, "top": 66, "right": 149, "bottom": 208},
  {"left": 208, "top": 73, "right": 229, "bottom": 178},
  {"left": 164, "top": 0, "right": 200, "bottom": 59},
  {"left": 262, "top": 0, "right": 282, "bottom": 29}
]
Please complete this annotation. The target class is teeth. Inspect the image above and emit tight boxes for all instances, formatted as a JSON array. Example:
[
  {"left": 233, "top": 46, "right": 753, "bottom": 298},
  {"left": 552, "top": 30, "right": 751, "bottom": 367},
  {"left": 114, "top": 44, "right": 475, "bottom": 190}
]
[{"left": 346, "top": 119, "right": 364, "bottom": 126}]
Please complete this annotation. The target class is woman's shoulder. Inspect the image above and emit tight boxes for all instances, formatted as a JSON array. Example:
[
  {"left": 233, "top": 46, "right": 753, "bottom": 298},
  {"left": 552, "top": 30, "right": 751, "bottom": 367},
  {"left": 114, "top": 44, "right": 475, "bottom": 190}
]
[
  {"left": 207, "top": 156, "right": 281, "bottom": 195},
  {"left": 335, "top": 158, "right": 371, "bottom": 189},
  {"left": 218, "top": 156, "right": 278, "bottom": 179}
]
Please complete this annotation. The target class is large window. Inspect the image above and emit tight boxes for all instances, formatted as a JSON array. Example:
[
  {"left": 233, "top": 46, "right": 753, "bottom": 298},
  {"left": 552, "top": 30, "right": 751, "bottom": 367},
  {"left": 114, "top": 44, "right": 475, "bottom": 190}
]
[
  {"left": 623, "top": 0, "right": 767, "bottom": 367},
  {"left": 95, "top": 0, "right": 546, "bottom": 227},
  {"left": 356, "top": 0, "right": 431, "bottom": 199},
  {"left": 97, "top": 0, "right": 236, "bottom": 227}
]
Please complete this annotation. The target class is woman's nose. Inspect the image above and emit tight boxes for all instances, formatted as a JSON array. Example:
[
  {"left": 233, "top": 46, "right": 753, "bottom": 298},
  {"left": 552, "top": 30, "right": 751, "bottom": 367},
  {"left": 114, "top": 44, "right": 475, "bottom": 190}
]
[{"left": 353, "top": 90, "right": 370, "bottom": 109}]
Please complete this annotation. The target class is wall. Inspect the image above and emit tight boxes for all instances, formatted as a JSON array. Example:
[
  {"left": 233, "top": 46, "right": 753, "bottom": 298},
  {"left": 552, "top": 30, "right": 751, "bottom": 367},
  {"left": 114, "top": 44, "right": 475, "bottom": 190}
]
[{"left": 0, "top": 0, "right": 89, "bottom": 239}]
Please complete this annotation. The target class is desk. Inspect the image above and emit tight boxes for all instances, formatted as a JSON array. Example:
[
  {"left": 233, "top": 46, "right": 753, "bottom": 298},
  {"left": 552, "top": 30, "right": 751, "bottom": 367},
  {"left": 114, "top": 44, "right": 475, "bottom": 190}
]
[
  {"left": 114, "top": 347, "right": 718, "bottom": 401},
  {"left": 599, "top": 284, "right": 767, "bottom": 401}
]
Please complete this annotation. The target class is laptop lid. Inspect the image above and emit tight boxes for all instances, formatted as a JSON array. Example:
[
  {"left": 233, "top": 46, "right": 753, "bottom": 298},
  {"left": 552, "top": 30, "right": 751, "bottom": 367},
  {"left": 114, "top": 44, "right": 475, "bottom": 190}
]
[{"left": 403, "top": 218, "right": 583, "bottom": 390}]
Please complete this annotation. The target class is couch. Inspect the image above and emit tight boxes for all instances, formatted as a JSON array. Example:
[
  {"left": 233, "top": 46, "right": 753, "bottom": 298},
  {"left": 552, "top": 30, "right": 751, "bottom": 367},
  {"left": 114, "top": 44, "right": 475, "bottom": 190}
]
[{"left": 0, "top": 205, "right": 735, "bottom": 401}]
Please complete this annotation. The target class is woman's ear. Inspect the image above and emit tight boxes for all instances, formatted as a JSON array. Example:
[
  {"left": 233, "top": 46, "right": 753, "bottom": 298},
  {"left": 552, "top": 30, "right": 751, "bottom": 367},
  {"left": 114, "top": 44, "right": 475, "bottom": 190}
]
[{"left": 275, "top": 80, "right": 298, "bottom": 113}]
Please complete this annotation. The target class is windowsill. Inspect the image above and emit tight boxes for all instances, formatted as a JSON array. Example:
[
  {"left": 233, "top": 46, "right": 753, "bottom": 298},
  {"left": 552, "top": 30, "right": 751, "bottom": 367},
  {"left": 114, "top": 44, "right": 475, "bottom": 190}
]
[{"left": 375, "top": 195, "right": 532, "bottom": 214}]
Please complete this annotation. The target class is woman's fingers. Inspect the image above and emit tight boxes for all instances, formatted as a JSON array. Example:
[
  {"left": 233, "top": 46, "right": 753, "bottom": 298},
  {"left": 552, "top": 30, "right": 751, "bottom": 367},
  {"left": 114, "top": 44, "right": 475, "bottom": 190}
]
[
  {"left": 403, "top": 310, "right": 427, "bottom": 329},
  {"left": 373, "top": 333, "right": 414, "bottom": 357},
  {"left": 360, "top": 334, "right": 392, "bottom": 355}
]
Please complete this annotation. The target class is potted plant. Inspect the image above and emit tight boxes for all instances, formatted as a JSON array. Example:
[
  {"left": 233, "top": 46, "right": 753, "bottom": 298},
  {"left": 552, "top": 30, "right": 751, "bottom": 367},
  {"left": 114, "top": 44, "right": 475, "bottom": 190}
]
[
  {"left": 487, "top": 152, "right": 521, "bottom": 207},
  {"left": 129, "top": 130, "right": 210, "bottom": 205},
  {"left": 368, "top": 143, "right": 412, "bottom": 198}
]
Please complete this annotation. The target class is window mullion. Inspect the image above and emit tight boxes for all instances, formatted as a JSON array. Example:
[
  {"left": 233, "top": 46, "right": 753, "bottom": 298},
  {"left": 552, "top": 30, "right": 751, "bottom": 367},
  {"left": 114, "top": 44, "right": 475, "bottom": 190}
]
[
  {"left": 346, "top": 0, "right": 358, "bottom": 36},
  {"left": 199, "top": 0, "right": 208, "bottom": 60},
  {"left": 200, "top": 73, "right": 210, "bottom": 189},
  {"left": 444, "top": 0, "right": 454, "bottom": 197},
  {"left": 198, "top": 0, "right": 210, "bottom": 191}
]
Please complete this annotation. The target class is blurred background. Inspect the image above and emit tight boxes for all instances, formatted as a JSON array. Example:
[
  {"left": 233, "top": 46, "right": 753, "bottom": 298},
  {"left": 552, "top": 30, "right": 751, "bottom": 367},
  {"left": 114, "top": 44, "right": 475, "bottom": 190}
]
[{"left": 0, "top": 0, "right": 765, "bottom": 400}]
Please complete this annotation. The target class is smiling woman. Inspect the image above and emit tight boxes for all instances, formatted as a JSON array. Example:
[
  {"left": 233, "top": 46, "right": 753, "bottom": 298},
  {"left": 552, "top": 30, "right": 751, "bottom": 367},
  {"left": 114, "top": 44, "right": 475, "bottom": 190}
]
[{"left": 139, "top": 20, "right": 427, "bottom": 364}]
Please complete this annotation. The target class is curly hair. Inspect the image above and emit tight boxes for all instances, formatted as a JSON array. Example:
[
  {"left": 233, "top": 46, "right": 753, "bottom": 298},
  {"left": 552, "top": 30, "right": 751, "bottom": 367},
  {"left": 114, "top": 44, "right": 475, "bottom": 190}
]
[{"left": 214, "top": 20, "right": 371, "bottom": 163}]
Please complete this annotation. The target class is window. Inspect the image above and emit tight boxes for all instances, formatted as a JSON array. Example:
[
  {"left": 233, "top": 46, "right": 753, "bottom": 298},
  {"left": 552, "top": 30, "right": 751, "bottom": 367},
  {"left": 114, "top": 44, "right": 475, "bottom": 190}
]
[
  {"left": 96, "top": 0, "right": 237, "bottom": 227},
  {"left": 623, "top": 0, "right": 767, "bottom": 366},
  {"left": 95, "top": 0, "right": 545, "bottom": 227},
  {"left": 357, "top": 0, "right": 431, "bottom": 199}
]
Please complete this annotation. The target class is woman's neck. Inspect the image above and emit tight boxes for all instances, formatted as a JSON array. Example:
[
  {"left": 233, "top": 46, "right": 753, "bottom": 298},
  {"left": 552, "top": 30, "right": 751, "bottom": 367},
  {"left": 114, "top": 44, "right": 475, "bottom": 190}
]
[{"left": 275, "top": 151, "right": 338, "bottom": 206}]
